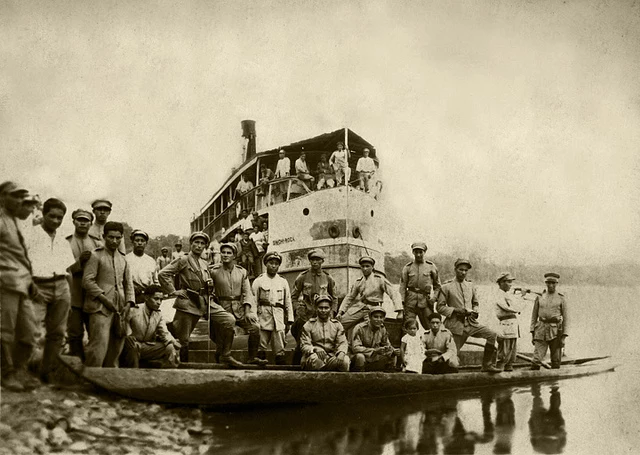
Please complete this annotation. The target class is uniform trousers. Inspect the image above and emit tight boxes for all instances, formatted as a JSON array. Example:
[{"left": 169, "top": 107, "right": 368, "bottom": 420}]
[
  {"left": 351, "top": 353, "right": 395, "bottom": 372},
  {"left": 533, "top": 337, "right": 563, "bottom": 368},
  {"left": 67, "top": 306, "right": 90, "bottom": 359},
  {"left": 259, "top": 329, "right": 286, "bottom": 356},
  {"left": 404, "top": 305, "right": 431, "bottom": 331},
  {"left": 422, "top": 359, "right": 459, "bottom": 374},
  {"left": 339, "top": 303, "right": 372, "bottom": 337},
  {"left": 496, "top": 338, "right": 517, "bottom": 370},
  {"left": 31, "top": 279, "right": 71, "bottom": 375},
  {"left": 302, "top": 352, "right": 350, "bottom": 372},
  {"left": 121, "top": 338, "right": 178, "bottom": 368},
  {"left": 359, "top": 171, "right": 374, "bottom": 192},
  {"left": 1, "top": 289, "right": 37, "bottom": 376},
  {"left": 85, "top": 311, "right": 126, "bottom": 367}
]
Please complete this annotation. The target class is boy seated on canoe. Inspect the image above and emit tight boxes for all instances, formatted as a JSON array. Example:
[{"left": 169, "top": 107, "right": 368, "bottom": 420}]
[
  {"left": 121, "top": 285, "right": 181, "bottom": 368},
  {"left": 422, "top": 313, "right": 459, "bottom": 374},
  {"left": 350, "top": 306, "right": 399, "bottom": 372},
  {"left": 300, "top": 295, "right": 349, "bottom": 372}
]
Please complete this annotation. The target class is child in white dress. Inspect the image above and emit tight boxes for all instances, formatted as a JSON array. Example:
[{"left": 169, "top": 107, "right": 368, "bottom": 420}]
[{"left": 400, "top": 319, "right": 425, "bottom": 373}]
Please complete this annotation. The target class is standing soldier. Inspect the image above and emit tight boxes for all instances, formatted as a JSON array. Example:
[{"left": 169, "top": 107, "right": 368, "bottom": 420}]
[
  {"left": 252, "top": 252, "right": 293, "bottom": 365},
  {"left": 209, "top": 243, "right": 264, "bottom": 366},
  {"left": 87, "top": 199, "right": 111, "bottom": 241},
  {"left": 156, "top": 247, "right": 172, "bottom": 271},
  {"left": 338, "top": 256, "right": 403, "bottom": 338},
  {"left": 291, "top": 249, "right": 337, "bottom": 364},
  {"left": 436, "top": 259, "right": 501, "bottom": 373},
  {"left": 530, "top": 273, "right": 568, "bottom": 370},
  {"left": 125, "top": 229, "right": 159, "bottom": 304},
  {"left": 66, "top": 209, "right": 102, "bottom": 359},
  {"left": 494, "top": 273, "right": 523, "bottom": 372},
  {"left": 159, "top": 232, "right": 212, "bottom": 363},
  {"left": 399, "top": 242, "right": 441, "bottom": 329}
]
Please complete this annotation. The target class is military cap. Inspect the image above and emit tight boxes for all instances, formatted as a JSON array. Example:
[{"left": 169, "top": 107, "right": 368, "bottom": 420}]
[
  {"left": 411, "top": 242, "right": 428, "bottom": 252},
  {"left": 189, "top": 231, "right": 210, "bottom": 244},
  {"left": 314, "top": 294, "right": 332, "bottom": 305},
  {"left": 496, "top": 272, "right": 516, "bottom": 283},
  {"left": 307, "top": 249, "right": 325, "bottom": 261},
  {"left": 544, "top": 272, "right": 560, "bottom": 283},
  {"left": 130, "top": 229, "right": 149, "bottom": 241},
  {"left": 161, "top": 247, "right": 169, "bottom": 252},
  {"left": 263, "top": 251, "right": 282, "bottom": 265},
  {"left": 71, "top": 209, "right": 93, "bottom": 221},
  {"left": 23, "top": 194, "right": 41, "bottom": 204},
  {"left": 174, "top": 241, "right": 182, "bottom": 247},
  {"left": 359, "top": 256, "right": 375, "bottom": 266},
  {"left": 219, "top": 242, "right": 237, "bottom": 256},
  {"left": 91, "top": 199, "right": 112, "bottom": 210},
  {"left": 454, "top": 258, "right": 472, "bottom": 269},
  {"left": 369, "top": 306, "right": 386, "bottom": 317},
  {"left": 0, "top": 181, "right": 28, "bottom": 196}
]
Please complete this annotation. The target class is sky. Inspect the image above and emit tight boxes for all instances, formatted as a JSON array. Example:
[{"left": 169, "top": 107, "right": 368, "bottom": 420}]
[{"left": 1, "top": 0, "right": 639, "bottom": 266}]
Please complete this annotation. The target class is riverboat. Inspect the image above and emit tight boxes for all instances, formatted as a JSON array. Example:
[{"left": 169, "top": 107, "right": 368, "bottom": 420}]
[{"left": 59, "top": 355, "right": 615, "bottom": 407}]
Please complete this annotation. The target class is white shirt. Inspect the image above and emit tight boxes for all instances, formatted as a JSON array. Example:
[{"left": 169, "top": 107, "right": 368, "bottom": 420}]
[
  {"left": 250, "top": 231, "right": 267, "bottom": 253},
  {"left": 329, "top": 149, "right": 348, "bottom": 168},
  {"left": 275, "top": 157, "right": 291, "bottom": 178},
  {"left": 236, "top": 179, "right": 254, "bottom": 194},
  {"left": 295, "top": 157, "right": 309, "bottom": 174},
  {"left": 240, "top": 216, "right": 254, "bottom": 232},
  {"left": 356, "top": 157, "right": 376, "bottom": 173},
  {"left": 25, "top": 225, "right": 75, "bottom": 279},
  {"left": 126, "top": 252, "right": 159, "bottom": 289}
]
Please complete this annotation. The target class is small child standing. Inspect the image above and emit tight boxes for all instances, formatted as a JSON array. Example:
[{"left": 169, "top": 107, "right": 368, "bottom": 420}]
[{"left": 400, "top": 319, "right": 425, "bottom": 373}]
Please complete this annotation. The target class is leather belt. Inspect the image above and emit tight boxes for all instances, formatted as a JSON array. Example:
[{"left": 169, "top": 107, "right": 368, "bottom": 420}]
[
  {"left": 498, "top": 314, "right": 517, "bottom": 321},
  {"left": 539, "top": 316, "right": 561, "bottom": 323},
  {"left": 363, "top": 298, "right": 383, "bottom": 306},
  {"left": 33, "top": 275, "right": 66, "bottom": 284},
  {"left": 218, "top": 295, "right": 242, "bottom": 301},
  {"left": 258, "top": 300, "right": 285, "bottom": 309},
  {"left": 407, "top": 287, "right": 429, "bottom": 296}
]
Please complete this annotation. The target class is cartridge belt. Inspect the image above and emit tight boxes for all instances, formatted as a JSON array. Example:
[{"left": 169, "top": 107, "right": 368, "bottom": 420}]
[
  {"left": 217, "top": 295, "right": 242, "bottom": 301},
  {"left": 498, "top": 314, "right": 517, "bottom": 321}
]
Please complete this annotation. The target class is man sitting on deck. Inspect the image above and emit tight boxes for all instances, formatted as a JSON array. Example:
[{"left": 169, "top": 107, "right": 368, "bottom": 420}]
[
  {"left": 422, "top": 313, "right": 459, "bottom": 374},
  {"left": 300, "top": 295, "right": 349, "bottom": 372},
  {"left": 121, "top": 285, "right": 180, "bottom": 368},
  {"left": 350, "top": 306, "right": 398, "bottom": 372},
  {"left": 295, "top": 151, "right": 315, "bottom": 189}
]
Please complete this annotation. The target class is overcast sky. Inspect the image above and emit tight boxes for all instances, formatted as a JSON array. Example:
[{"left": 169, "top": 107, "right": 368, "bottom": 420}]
[{"left": 2, "top": 0, "right": 639, "bottom": 265}]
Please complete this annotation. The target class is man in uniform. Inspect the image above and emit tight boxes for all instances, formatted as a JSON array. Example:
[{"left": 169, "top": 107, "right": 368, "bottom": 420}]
[
  {"left": 300, "top": 295, "right": 349, "bottom": 371},
  {"left": 82, "top": 221, "right": 135, "bottom": 367},
  {"left": 423, "top": 312, "right": 459, "bottom": 374},
  {"left": 122, "top": 285, "right": 181, "bottom": 368},
  {"left": 291, "top": 249, "right": 337, "bottom": 364},
  {"left": 126, "top": 229, "right": 159, "bottom": 304},
  {"left": 530, "top": 273, "right": 568, "bottom": 370},
  {"left": 209, "top": 243, "right": 264, "bottom": 366},
  {"left": 87, "top": 199, "right": 111, "bottom": 241},
  {"left": 399, "top": 242, "right": 441, "bottom": 330},
  {"left": 494, "top": 273, "right": 523, "bottom": 372},
  {"left": 67, "top": 209, "right": 102, "bottom": 359},
  {"left": 252, "top": 252, "right": 293, "bottom": 365},
  {"left": 351, "top": 306, "right": 398, "bottom": 372},
  {"left": 156, "top": 247, "right": 172, "bottom": 271},
  {"left": 338, "top": 256, "right": 403, "bottom": 337},
  {"left": 436, "top": 259, "right": 501, "bottom": 373},
  {"left": 159, "top": 232, "right": 213, "bottom": 363}
]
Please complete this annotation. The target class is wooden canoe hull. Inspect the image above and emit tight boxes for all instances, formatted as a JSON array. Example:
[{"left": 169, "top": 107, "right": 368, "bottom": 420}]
[{"left": 59, "top": 355, "right": 616, "bottom": 407}]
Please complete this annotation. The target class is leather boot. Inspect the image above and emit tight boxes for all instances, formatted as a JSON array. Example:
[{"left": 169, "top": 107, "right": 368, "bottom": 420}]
[
  {"left": 481, "top": 345, "right": 501, "bottom": 374},
  {"left": 292, "top": 346, "right": 302, "bottom": 366},
  {"left": 15, "top": 368, "right": 41, "bottom": 390},
  {"left": 275, "top": 353, "right": 287, "bottom": 366},
  {"left": 218, "top": 328, "right": 244, "bottom": 368},
  {"left": 179, "top": 344, "right": 189, "bottom": 363},
  {"left": 246, "top": 334, "right": 268, "bottom": 366}
]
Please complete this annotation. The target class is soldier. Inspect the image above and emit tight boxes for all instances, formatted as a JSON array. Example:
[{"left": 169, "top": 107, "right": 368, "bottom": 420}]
[
  {"left": 252, "top": 252, "right": 293, "bottom": 365},
  {"left": 338, "top": 256, "right": 403, "bottom": 337},
  {"left": 82, "top": 221, "right": 135, "bottom": 367},
  {"left": 423, "top": 312, "right": 459, "bottom": 374},
  {"left": 530, "top": 273, "right": 568, "bottom": 370},
  {"left": 399, "top": 242, "right": 441, "bottom": 330},
  {"left": 436, "top": 259, "right": 501, "bottom": 373},
  {"left": 300, "top": 295, "right": 350, "bottom": 372},
  {"left": 351, "top": 307, "right": 398, "bottom": 372},
  {"left": 494, "top": 272, "right": 523, "bottom": 372},
  {"left": 159, "top": 232, "right": 212, "bottom": 363},
  {"left": 87, "top": 199, "right": 111, "bottom": 241},
  {"left": 126, "top": 229, "right": 159, "bottom": 304},
  {"left": 209, "top": 243, "right": 264, "bottom": 366},
  {"left": 122, "top": 285, "right": 181, "bottom": 368},
  {"left": 66, "top": 209, "right": 102, "bottom": 359},
  {"left": 156, "top": 247, "right": 172, "bottom": 271},
  {"left": 291, "top": 249, "right": 337, "bottom": 364}
]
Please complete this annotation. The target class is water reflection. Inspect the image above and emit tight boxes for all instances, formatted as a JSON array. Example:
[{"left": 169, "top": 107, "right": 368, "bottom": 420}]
[{"left": 202, "top": 382, "right": 570, "bottom": 455}]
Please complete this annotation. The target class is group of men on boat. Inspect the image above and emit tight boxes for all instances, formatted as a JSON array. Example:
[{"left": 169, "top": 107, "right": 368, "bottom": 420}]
[{"left": 0, "top": 180, "right": 568, "bottom": 392}]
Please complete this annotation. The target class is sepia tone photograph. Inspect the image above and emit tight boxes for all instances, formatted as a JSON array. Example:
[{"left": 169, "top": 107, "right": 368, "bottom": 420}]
[{"left": 1, "top": 1, "right": 639, "bottom": 454}]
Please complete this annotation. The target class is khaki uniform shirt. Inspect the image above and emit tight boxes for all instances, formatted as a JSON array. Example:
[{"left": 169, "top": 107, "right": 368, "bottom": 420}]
[
  {"left": 252, "top": 273, "right": 293, "bottom": 331},
  {"left": 495, "top": 289, "right": 522, "bottom": 339},
  {"left": 209, "top": 263, "right": 255, "bottom": 319},
  {"left": 82, "top": 246, "right": 135, "bottom": 315},
  {"left": 530, "top": 290, "right": 568, "bottom": 341},
  {"left": 0, "top": 208, "right": 32, "bottom": 296},
  {"left": 158, "top": 252, "right": 210, "bottom": 316},
  {"left": 399, "top": 260, "right": 441, "bottom": 310},
  {"left": 436, "top": 279, "right": 480, "bottom": 336},
  {"left": 127, "top": 305, "right": 175, "bottom": 344},
  {"left": 352, "top": 322, "right": 392, "bottom": 360},
  {"left": 292, "top": 268, "right": 337, "bottom": 320},
  {"left": 424, "top": 328, "right": 458, "bottom": 363},
  {"left": 300, "top": 318, "right": 348, "bottom": 357},
  {"left": 67, "top": 232, "right": 102, "bottom": 309},
  {"left": 341, "top": 273, "right": 402, "bottom": 313}
]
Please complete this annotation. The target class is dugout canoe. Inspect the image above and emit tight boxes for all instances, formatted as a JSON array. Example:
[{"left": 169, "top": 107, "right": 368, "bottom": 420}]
[{"left": 59, "top": 355, "right": 616, "bottom": 407}]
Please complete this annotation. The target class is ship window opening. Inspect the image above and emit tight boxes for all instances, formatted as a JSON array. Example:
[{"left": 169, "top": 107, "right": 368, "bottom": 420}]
[
  {"left": 303, "top": 208, "right": 310, "bottom": 216},
  {"left": 352, "top": 227, "right": 361, "bottom": 238},
  {"left": 328, "top": 225, "right": 340, "bottom": 238},
  {"left": 370, "top": 210, "right": 374, "bottom": 217}
]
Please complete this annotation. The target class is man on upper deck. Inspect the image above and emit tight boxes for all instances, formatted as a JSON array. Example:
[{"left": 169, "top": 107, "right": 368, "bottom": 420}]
[
  {"left": 356, "top": 148, "right": 376, "bottom": 192},
  {"left": 274, "top": 150, "right": 291, "bottom": 178},
  {"left": 295, "top": 151, "right": 315, "bottom": 189},
  {"left": 329, "top": 142, "right": 350, "bottom": 186},
  {"left": 530, "top": 273, "right": 568, "bottom": 370},
  {"left": 400, "top": 242, "right": 441, "bottom": 330},
  {"left": 436, "top": 259, "right": 501, "bottom": 373}
]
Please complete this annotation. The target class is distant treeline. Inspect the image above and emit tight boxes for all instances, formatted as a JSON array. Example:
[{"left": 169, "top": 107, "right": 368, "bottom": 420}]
[
  {"left": 384, "top": 252, "right": 640, "bottom": 287},
  {"left": 120, "top": 222, "right": 189, "bottom": 258}
]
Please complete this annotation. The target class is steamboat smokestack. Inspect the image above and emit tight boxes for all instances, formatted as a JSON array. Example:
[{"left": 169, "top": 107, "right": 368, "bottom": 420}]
[{"left": 241, "top": 120, "right": 256, "bottom": 161}]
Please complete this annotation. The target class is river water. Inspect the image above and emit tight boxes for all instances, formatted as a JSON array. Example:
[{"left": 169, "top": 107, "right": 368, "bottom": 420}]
[{"left": 194, "top": 285, "right": 639, "bottom": 454}]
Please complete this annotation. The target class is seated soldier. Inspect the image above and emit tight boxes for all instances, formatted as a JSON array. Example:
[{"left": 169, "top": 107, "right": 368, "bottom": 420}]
[
  {"left": 121, "top": 285, "right": 181, "bottom": 368},
  {"left": 423, "top": 313, "right": 459, "bottom": 374},
  {"left": 351, "top": 306, "right": 399, "bottom": 372},
  {"left": 300, "top": 295, "right": 349, "bottom": 372}
]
